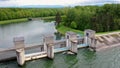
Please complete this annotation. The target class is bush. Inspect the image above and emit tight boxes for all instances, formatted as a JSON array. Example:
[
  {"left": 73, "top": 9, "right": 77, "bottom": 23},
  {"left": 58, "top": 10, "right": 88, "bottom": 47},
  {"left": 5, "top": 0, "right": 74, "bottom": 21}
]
[{"left": 70, "top": 21, "right": 77, "bottom": 29}]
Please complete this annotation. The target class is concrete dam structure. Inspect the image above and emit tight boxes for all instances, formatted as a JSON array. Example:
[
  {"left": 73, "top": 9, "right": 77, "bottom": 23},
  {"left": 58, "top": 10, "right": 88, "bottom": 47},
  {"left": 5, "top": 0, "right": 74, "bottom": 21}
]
[{"left": 0, "top": 29, "right": 120, "bottom": 66}]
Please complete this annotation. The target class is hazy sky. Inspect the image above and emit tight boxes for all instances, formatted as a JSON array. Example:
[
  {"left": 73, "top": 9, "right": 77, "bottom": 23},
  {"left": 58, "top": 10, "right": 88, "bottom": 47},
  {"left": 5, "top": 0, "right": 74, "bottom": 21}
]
[{"left": 0, "top": 0, "right": 120, "bottom": 7}]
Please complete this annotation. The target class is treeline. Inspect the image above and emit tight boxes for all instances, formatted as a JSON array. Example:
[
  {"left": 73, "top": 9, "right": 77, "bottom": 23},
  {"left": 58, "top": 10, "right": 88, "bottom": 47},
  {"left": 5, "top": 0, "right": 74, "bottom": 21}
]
[
  {"left": 0, "top": 8, "right": 66, "bottom": 21},
  {"left": 0, "top": 4, "right": 120, "bottom": 32},
  {"left": 62, "top": 4, "right": 120, "bottom": 32}
]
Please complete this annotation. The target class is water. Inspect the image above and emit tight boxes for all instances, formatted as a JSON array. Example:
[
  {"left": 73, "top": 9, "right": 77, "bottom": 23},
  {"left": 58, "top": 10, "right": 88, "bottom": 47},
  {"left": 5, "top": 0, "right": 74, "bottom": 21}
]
[
  {"left": 0, "top": 20, "right": 57, "bottom": 49},
  {"left": 0, "top": 47, "right": 120, "bottom": 68},
  {"left": 0, "top": 20, "right": 120, "bottom": 68}
]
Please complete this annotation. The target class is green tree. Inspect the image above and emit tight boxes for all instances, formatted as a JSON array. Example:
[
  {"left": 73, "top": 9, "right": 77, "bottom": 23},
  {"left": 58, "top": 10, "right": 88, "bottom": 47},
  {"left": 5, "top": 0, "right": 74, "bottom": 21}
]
[
  {"left": 55, "top": 12, "right": 61, "bottom": 26},
  {"left": 70, "top": 21, "right": 77, "bottom": 29}
]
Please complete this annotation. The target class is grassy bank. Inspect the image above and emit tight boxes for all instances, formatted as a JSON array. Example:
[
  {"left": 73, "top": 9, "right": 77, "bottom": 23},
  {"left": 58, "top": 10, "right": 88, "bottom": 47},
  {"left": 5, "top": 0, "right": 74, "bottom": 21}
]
[
  {"left": 0, "top": 15, "right": 66, "bottom": 25},
  {"left": 96, "top": 30, "right": 120, "bottom": 35},
  {"left": 57, "top": 25, "right": 120, "bottom": 36},
  {"left": 57, "top": 26, "right": 84, "bottom": 35},
  {"left": 0, "top": 18, "right": 28, "bottom": 25},
  {"left": 41, "top": 16, "right": 56, "bottom": 20},
  {"left": 41, "top": 15, "right": 65, "bottom": 21},
  {"left": 0, "top": 16, "right": 55, "bottom": 25}
]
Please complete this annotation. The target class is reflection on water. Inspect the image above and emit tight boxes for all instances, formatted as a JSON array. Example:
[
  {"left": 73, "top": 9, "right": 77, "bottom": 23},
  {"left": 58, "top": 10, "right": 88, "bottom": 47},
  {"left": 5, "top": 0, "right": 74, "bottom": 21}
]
[{"left": 0, "top": 20, "right": 57, "bottom": 48}]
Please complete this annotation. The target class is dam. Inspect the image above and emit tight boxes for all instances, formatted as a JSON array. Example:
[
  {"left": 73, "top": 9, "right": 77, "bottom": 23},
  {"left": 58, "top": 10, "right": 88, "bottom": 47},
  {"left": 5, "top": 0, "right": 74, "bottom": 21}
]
[
  {"left": 0, "top": 29, "right": 120, "bottom": 66},
  {"left": 0, "top": 20, "right": 120, "bottom": 67}
]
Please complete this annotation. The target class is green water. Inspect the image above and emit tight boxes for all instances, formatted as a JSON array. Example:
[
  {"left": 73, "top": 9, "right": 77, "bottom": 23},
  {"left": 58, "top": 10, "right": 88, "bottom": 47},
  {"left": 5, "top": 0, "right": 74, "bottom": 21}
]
[{"left": 0, "top": 47, "right": 120, "bottom": 68}]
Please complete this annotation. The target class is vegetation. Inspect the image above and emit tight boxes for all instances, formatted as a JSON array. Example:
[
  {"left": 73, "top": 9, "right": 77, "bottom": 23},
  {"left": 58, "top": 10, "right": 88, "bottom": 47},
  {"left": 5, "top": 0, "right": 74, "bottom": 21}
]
[
  {"left": 57, "top": 24, "right": 120, "bottom": 36},
  {"left": 62, "top": 4, "right": 120, "bottom": 32},
  {"left": 0, "top": 4, "right": 120, "bottom": 33},
  {"left": 57, "top": 25, "right": 83, "bottom": 35},
  {"left": 55, "top": 12, "right": 61, "bottom": 25},
  {"left": 0, "top": 8, "right": 66, "bottom": 21},
  {"left": 96, "top": 30, "right": 120, "bottom": 35},
  {"left": 0, "top": 18, "right": 28, "bottom": 25},
  {"left": 0, "top": 16, "right": 56, "bottom": 25}
]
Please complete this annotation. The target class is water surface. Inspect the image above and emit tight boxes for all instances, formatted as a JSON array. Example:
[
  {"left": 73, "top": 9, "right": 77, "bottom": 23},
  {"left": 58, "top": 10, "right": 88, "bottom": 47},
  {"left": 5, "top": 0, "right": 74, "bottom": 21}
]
[
  {"left": 0, "top": 47, "right": 120, "bottom": 68},
  {"left": 0, "top": 20, "right": 57, "bottom": 49}
]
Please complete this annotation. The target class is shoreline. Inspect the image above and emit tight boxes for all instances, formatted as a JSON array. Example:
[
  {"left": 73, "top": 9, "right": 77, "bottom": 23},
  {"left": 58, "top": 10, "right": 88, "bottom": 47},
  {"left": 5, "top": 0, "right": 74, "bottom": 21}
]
[
  {"left": 57, "top": 25, "right": 120, "bottom": 36},
  {"left": 0, "top": 16, "right": 55, "bottom": 25},
  {"left": 0, "top": 15, "right": 65, "bottom": 25}
]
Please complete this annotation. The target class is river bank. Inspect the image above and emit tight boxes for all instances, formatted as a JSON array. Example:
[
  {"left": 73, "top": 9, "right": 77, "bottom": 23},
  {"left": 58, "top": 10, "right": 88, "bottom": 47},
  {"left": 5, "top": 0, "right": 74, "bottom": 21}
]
[
  {"left": 0, "top": 16, "right": 55, "bottom": 25},
  {"left": 0, "top": 15, "right": 66, "bottom": 25},
  {"left": 56, "top": 26, "right": 83, "bottom": 35},
  {"left": 57, "top": 25, "right": 120, "bottom": 36},
  {"left": 0, "top": 18, "right": 28, "bottom": 25}
]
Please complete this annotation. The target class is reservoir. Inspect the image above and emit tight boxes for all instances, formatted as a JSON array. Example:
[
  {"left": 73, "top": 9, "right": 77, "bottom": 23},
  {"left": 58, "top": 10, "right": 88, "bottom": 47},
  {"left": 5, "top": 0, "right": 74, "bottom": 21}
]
[
  {"left": 0, "top": 20, "right": 120, "bottom": 68},
  {"left": 0, "top": 20, "right": 57, "bottom": 49}
]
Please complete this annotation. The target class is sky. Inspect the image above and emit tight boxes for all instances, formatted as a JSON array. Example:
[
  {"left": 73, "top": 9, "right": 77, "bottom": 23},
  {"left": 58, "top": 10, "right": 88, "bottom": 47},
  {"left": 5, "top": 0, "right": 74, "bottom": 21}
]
[{"left": 0, "top": 0, "right": 120, "bottom": 7}]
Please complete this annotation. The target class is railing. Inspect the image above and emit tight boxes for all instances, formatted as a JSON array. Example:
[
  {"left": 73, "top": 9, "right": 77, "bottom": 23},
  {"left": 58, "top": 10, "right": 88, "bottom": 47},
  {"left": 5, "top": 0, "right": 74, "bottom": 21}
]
[{"left": 0, "top": 37, "right": 85, "bottom": 62}]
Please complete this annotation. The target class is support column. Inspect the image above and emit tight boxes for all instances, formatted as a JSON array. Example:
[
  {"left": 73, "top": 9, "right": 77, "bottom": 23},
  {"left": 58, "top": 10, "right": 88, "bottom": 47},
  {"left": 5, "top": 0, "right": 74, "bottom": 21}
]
[
  {"left": 14, "top": 37, "right": 25, "bottom": 66},
  {"left": 66, "top": 31, "right": 78, "bottom": 54},
  {"left": 44, "top": 35, "right": 54, "bottom": 59},
  {"left": 47, "top": 44, "right": 54, "bottom": 59},
  {"left": 65, "top": 33, "right": 70, "bottom": 48},
  {"left": 71, "top": 40, "right": 78, "bottom": 54},
  {"left": 84, "top": 29, "right": 96, "bottom": 51}
]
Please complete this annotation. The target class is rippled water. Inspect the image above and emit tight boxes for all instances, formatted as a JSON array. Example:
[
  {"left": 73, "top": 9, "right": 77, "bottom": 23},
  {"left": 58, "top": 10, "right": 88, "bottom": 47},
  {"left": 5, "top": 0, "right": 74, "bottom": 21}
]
[{"left": 0, "top": 47, "right": 120, "bottom": 68}]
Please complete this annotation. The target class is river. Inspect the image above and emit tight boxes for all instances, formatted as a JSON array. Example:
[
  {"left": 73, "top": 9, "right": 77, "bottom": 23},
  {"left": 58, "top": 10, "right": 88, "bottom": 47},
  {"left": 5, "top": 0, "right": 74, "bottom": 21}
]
[
  {"left": 0, "top": 20, "right": 57, "bottom": 49},
  {"left": 0, "top": 20, "right": 120, "bottom": 68}
]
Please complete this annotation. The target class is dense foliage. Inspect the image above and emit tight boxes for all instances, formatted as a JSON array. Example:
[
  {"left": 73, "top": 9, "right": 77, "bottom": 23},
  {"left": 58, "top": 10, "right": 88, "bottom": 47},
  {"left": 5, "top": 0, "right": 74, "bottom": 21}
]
[
  {"left": 63, "top": 4, "right": 120, "bottom": 32},
  {"left": 0, "top": 8, "right": 66, "bottom": 21},
  {"left": 55, "top": 12, "right": 61, "bottom": 25},
  {"left": 0, "top": 4, "right": 120, "bottom": 32}
]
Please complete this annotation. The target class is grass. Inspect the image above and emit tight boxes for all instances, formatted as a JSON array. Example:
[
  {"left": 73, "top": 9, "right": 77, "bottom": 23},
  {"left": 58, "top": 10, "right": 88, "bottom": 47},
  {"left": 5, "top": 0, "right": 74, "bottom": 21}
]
[
  {"left": 96, "top": 30, "right": 120, "bottom": 35},
  {"left": 34, "top": 15, "right": 65, "bottom": 20},
  {"left": 0, "top": 15, "right": 66, "bottom": 25},
  {"left": 0, "top": 18, "right": 28, "bottom": 25},
  {"left": 57, "top": 25, "right": 120, "bottom": 36},
  {"left": 57, "top": 26, "right": 84, "bottom": 35},
  {"left": 41, "top": 16, "right": 56, "bottom": 20}
]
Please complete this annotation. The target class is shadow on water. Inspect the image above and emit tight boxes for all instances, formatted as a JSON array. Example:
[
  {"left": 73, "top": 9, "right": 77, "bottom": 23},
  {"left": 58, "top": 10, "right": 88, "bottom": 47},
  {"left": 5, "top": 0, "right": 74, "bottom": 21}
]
[
  {"left": 44, "top": 58, "right": 54, "bottom": 68},
  {"left": 54, "top": 32, "right": 64, "bottom": 40},
  {"left": 82, "top": 49, "right": 96, "bottom": 61},
  {"left": 64, "top": 54, "right": 78, "bottom": 68},
  {"left": 76, "top": 48, "right": 96, "bottom": 68}
]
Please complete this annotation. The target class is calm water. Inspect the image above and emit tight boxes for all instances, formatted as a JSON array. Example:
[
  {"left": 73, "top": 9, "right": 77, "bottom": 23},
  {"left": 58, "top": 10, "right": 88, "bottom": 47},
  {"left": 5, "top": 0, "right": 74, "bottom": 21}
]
[
  {"left": 0, "top": 20, "right": 120, "bottom": 68},
  {"left": 0, "top": 20, "right": 57, "bottom": 49}
]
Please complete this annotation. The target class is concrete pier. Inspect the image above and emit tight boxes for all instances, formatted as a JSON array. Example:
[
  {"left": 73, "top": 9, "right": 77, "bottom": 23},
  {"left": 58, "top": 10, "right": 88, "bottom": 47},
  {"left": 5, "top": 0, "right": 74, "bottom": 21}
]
[
  {"left": 47, "top": 44, "right": 54, "bottom": 59},
  {"left": 84, "top": 29, "right": 96, "bottom": 51},
  {"left": 14, "top": 37, "right": 25, "bottom": 66},
  {"left": 66, "top": 32, "right": 78, "bottom": 54},
  {"left": 44, "top": 35, "right": 54, "bottom": 59}
]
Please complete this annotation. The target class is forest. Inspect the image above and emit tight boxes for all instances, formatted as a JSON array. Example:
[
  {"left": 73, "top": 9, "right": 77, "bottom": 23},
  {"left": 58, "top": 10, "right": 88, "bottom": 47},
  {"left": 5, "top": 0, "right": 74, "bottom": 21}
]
[
  {"left": 63, "top": 4, "right": 120, "bottom": 32},
  {"left": 0, "top": 4, "right": 120, "bottom": 32},
  {"left": 0, "top": 8, "right": 66, "bottom": 21}
]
